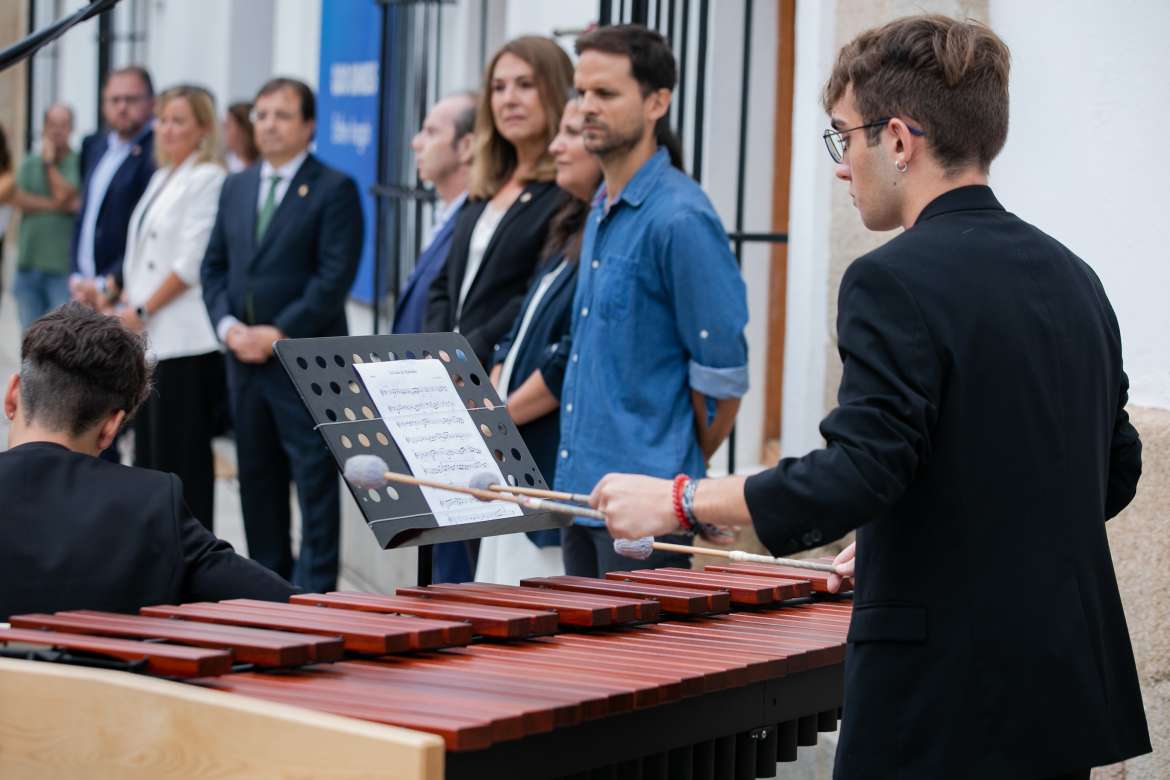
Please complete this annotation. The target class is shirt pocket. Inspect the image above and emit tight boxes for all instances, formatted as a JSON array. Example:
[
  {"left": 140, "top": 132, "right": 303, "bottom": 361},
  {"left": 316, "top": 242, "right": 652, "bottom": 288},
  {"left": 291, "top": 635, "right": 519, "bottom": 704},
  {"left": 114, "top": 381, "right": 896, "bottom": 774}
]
[{"left": 596, "top": 254, "right": 638, "bottom": 322}]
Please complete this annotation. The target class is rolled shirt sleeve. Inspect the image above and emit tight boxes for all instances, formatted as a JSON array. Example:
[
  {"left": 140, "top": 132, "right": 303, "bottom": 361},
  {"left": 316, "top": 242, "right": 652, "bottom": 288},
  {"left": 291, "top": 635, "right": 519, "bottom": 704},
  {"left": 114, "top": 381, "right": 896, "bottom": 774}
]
[{"left": 663, "top": 208, "right": 750, "bottom": 399}]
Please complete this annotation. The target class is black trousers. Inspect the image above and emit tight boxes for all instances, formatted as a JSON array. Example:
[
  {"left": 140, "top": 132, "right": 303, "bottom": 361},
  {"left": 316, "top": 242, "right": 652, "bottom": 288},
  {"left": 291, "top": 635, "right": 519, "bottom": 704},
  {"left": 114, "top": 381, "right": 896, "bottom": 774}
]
[
  {"left": 228, "top": 357, "right": 340, "bottom": 593},
  {"left": 561, "top": 524, "right": 692, "bottom": 577},
  {"left": 134, "top": 351, "right": 226, "bottom": 531}
]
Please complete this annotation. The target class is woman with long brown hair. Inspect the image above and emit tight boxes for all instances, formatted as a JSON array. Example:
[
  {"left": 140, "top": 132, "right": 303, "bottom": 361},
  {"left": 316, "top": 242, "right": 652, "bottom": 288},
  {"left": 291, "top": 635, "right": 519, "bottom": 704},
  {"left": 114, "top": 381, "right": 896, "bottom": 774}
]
[{"left": 423, "top": 36, "right": 574, "bottom": 582}]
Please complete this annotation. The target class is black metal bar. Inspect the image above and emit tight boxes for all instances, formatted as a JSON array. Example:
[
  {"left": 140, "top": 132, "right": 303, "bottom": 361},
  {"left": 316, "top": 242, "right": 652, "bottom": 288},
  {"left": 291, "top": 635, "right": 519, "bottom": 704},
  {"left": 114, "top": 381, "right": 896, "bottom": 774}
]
[
  {"left": 96, "top": 9, "right": 112, "bottom": 129},
  {"left": 726, "top": 231, "right": 787, "bottom": 243},
  {"left": 0, "top": 0, "right": 119, "bottom": 73},
  {"left": 620, "top": 0, "right": 627, "bottom": 24},
  {"left": 654, "top": 0, "right": 662, "bottom": 32},
  {"left": 23, "top": 0, "right": 34, "bottom": 152},
  {"left": 690, "top": 0, "right": 707, "bottom": 182},
  {"left": 479, "top": 0, "right": 488, "bottom": 68},
  {"left": 599, "top": 0, "right": 612, "bottom": 27},
  {"left": 631, "top": 0, "right": 649, "bottom": 25}
]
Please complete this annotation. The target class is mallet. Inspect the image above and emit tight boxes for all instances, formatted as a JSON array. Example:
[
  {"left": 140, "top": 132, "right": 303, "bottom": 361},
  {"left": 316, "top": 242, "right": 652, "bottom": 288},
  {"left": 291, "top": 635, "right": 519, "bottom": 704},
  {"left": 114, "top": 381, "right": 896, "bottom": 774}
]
[{"left": 343, "top": 455, "right": 605, "bottom": 521}]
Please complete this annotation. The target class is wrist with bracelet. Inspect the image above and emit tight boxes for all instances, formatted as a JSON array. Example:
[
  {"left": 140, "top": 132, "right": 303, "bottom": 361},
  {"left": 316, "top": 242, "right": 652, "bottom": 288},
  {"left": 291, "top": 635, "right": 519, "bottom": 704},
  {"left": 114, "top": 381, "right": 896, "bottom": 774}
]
[{"left": 671, "top": 474, "right": 701, "bottom": 533}]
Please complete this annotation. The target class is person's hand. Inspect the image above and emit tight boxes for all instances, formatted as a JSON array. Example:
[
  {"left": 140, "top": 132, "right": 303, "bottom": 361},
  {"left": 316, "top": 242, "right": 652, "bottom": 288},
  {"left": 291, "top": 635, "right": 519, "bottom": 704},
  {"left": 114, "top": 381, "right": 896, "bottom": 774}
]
[
  {"left": 591, "top": 473, "right": 679, "bottom": 540},
  {"left": 227, "top": 324, "right": 283, "bottom": 363},
  {"left": 41, "top": 136, "right": 57, "bottom": 165},
  {"left": 827, "top": 541, "right": 855, "bottom": 594},
  {"left": 70, "top": 278, "right": 101, "bottom": 308},
  {"left": 490, "top": 363, "right": 502, "bottom": 389},
  {"left": 115, "top": 305, "right": 144, "bottom": 333}
]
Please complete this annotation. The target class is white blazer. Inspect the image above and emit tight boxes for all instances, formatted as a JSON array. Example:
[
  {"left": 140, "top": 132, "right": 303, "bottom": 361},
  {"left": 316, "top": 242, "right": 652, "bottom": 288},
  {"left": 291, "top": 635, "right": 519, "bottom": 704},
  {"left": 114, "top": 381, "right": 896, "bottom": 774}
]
[{"left": 122, "top": 157, "right": 225, "bottom": 361}]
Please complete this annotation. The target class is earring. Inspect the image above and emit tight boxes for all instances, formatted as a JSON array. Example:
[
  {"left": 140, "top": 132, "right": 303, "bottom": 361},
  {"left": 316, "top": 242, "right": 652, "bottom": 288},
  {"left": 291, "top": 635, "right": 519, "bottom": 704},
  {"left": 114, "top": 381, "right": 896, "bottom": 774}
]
[{"left": 895, "top": 159, "right": 909, "bottom": 173}]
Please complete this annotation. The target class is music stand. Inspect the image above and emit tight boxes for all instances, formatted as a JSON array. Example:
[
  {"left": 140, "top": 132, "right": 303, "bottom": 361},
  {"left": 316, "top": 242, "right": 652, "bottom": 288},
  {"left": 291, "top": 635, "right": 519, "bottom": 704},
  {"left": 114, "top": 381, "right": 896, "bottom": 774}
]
[{"left": 274, "top": 333, "right": 568, "bottom": 584}]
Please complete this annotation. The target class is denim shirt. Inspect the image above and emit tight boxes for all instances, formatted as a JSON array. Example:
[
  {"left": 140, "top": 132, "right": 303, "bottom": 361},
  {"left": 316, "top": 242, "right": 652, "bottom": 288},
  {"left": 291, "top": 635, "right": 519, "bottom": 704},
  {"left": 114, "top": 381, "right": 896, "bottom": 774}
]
[{"left": 554, "top": 147, "right": 749, "bottom": 524}]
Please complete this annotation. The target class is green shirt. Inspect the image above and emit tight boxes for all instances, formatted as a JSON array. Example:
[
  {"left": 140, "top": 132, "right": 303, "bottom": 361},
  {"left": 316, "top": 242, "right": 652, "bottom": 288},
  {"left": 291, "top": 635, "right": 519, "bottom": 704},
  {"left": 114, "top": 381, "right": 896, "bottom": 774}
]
[{"left": 16, "top": 150, "right": 80, "bottom": 275}]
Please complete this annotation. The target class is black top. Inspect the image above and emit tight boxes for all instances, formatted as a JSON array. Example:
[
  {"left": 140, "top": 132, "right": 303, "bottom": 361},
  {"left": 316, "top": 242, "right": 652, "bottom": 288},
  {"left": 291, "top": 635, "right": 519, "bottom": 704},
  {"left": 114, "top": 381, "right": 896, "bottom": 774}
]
[
  {"left": 0, "top": 442, "right": 295, "bottom": 621},
  {"left": 745, "top": 186, "right": 1149, "bottom": 777},
  {"left": 491, "top": 254, "right": 579, "bottom": 547},
  {"left": 425, "top": 180, "right": 566, "bottom": 364}
]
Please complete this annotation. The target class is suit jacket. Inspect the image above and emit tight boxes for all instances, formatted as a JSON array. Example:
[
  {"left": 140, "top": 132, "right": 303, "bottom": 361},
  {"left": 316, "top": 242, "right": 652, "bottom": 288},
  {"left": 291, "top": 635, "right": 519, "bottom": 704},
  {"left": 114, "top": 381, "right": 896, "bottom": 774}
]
[
  {"left": 71, "top": 127, "right": 157, "bottom": 280},
  {"left": 123, "top": 156, "right": 225, "bottom": 360},
  {"left": 744, "top": 186, "right": 1149, "bottom": 778},
  {"left": 0, "top": 442, "right": 294, "bottom": 621},
  {"left": 425, "top": 180, "right": 565, "bottom": 363},
  {"left": 201, "top": 154, "right": 363, "bottom": 342},
  {"left": 392, "top": 202, "right": 461, "bottom": 334}
]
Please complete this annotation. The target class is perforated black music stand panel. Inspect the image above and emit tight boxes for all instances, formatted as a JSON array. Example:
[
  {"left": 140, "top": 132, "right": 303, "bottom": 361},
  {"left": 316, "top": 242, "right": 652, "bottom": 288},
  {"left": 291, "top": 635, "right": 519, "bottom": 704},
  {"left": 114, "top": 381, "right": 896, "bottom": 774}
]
[{"left": 274, "top": 333, "right": 568, "bottom": 549}]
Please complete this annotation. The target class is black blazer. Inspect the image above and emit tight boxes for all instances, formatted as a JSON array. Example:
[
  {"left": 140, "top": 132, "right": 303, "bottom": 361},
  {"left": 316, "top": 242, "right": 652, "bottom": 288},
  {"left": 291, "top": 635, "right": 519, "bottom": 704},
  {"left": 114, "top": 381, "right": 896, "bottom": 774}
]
[
  {"left": 745, "top": 186, "right": 1149, "bottom": 778},
  {"left": 425, "top": 180, "right": 565, "bottom": 363},
  {"left": 201, "top": 155, "right": 364, "bottom": 340},
  {"left": 71, "top": 127, "right": 156, "bottom": 279},
  {"left": 0, "top": 442, "right": 294, "bottom": 621}
]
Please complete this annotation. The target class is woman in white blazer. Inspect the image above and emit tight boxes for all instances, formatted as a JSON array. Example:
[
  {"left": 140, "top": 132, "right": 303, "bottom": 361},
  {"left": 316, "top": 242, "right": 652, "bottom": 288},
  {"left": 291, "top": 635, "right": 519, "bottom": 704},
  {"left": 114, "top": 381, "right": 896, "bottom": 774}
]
[{"left": 117, "top": 85, "right": 226, "bottom": 531}]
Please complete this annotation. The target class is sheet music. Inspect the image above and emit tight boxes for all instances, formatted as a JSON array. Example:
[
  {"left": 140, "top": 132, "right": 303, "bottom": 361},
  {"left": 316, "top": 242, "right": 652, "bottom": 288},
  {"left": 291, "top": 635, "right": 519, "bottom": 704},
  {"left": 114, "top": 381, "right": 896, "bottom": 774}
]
[{"left": 354, "top": 359, "right": 522, "bottom": 526}]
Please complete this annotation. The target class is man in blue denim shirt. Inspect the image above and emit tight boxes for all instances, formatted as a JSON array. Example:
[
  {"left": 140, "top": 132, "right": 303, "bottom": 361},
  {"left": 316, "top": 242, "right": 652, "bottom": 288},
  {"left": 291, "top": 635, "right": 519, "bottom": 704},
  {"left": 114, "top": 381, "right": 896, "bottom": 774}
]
[{"left": 555, "top": 25, "right": 749, "bottom": 577}]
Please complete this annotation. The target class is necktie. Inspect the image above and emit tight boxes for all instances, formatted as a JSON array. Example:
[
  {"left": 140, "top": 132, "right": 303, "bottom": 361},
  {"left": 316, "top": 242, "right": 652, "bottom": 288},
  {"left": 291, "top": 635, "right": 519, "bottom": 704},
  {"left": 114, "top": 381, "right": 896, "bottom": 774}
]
[{"left": 255, "top": 174, "right": 282, "bottom": 240}]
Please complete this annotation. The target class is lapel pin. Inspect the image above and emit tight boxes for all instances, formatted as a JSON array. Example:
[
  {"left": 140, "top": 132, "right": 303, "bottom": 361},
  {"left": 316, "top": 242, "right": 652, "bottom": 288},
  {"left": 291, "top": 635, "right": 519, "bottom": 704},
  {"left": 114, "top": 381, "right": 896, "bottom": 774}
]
[
  {"left": 298, "top": 184, "right": 309, "bottom": 197},
  {"left": 519, "top": 191, "right": 532, "bottom": 204}
]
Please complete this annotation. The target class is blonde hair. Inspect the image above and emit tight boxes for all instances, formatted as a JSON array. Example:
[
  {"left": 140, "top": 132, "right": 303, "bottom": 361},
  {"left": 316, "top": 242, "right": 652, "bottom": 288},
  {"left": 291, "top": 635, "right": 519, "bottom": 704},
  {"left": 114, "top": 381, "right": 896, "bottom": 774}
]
[
  {"left": 154, "top": 85, "right": 224, "bottom": 169},
  {"left": 468, "top": 36, "right": 574, "bottom": 199}
]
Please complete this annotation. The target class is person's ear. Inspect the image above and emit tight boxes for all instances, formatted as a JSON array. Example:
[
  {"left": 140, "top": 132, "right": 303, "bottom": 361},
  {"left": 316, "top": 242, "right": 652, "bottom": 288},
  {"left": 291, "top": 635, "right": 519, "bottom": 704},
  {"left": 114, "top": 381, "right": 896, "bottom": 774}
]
[
  {"left": 456, "top": 132, "right": 474, "bottom": 167},
  {"left": 95, "top": 410, "right": 126, "bottom": 452},
  {"left": 645, "top": 88, "right": 672, "bottom": 123},
  {"left": 887, "top": 117, "right": 924, "bottom": 167},
  {"left": 4, "top": 374, "right": 20, "bottom": 423}
]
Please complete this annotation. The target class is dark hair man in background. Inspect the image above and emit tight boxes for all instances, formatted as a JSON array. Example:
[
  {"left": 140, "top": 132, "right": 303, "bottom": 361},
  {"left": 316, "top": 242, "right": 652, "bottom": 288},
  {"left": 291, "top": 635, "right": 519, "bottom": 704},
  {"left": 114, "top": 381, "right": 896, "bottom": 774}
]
[
  {"left": 0, "top": 303, "right": 293, "bottom": 621},
  {"left": 592, "top": 16, "right": 1149, "bottom": 779},
  {"left": 201, "top": 77, "right": 363, "bottom": 593},
  {"left": 556, "top": 24, "right": 749, "bottom": 577},
  {"left": 71, "top": 66, "right": 156, "bottom": 294}
]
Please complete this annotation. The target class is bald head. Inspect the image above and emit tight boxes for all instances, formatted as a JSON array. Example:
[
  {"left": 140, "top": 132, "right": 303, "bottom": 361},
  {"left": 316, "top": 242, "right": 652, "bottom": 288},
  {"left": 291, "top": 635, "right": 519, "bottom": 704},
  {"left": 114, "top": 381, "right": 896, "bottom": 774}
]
[
  {"left": 411, "top": 91, "right": 478, "bottom": 201},
  {"left": 42, "top": 103, "right": 74, "bottom": 154}
]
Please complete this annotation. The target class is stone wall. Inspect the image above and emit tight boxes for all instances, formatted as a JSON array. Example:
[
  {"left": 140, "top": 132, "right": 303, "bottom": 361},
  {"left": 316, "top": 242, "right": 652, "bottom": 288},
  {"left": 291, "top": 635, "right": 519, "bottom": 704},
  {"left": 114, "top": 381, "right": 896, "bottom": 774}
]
[{"left": 1095, "top": 405, "right": 1170, "bottom": 780}]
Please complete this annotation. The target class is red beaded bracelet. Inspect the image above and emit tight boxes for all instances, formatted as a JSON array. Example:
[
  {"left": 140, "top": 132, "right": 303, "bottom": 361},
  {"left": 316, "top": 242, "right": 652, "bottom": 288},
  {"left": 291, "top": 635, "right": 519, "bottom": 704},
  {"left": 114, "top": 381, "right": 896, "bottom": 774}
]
[{"left": 672, "top": 474, "right": 693, "bottom": 531}]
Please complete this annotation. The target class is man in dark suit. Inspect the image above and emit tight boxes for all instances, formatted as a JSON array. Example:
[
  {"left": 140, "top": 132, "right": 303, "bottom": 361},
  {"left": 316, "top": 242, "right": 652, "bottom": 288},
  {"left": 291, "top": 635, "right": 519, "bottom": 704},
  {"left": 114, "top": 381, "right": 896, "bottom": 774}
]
[
  {"left": 71, "top": 66, "right": 156, "bottom": 291},
  {"left": 591, "top": 15, "right": 1149, "bottom": 780},
  {"left": 0, "top": 304, "right": 293, "bottom": 622},
  {"left": 393, "top": 90, "right": 476, "bottom": 335},
  {"left": 201, "top": 78, "right": 363, "bottom": 593}
]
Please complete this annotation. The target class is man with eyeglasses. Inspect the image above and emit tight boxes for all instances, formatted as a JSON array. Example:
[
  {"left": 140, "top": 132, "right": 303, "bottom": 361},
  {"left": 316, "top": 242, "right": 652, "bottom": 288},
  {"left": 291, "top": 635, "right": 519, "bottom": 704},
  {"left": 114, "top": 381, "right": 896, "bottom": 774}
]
[
  {"left": 71, "top": 66, "right": 156, "bottom": 302},
  {"left": 201, "top": 77, "right": 363, "bottom": 594},
  {"left": 590, "top": 14, "right": 1148, "bottom": 779}
]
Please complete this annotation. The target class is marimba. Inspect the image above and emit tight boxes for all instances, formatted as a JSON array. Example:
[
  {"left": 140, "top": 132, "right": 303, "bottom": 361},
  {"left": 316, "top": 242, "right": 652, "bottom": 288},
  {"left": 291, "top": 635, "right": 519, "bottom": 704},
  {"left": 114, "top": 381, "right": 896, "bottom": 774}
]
[{"left": 0, "top": 561, "right": 851, "bottom": 780}]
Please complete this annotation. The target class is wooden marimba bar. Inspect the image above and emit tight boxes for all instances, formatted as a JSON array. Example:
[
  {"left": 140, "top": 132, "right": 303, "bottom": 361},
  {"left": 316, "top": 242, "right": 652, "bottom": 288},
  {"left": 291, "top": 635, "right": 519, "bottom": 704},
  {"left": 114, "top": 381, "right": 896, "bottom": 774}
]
[{"left": 1, "top": 560, "right": 851, "bottom": 780}]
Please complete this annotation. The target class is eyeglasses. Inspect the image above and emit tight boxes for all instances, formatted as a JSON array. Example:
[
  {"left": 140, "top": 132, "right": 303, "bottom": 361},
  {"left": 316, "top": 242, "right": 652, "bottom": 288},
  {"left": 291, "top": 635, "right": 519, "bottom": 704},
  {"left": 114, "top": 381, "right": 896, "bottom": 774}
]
[{"left": 822, "top": 118, "right": 925, "bottom": 164}]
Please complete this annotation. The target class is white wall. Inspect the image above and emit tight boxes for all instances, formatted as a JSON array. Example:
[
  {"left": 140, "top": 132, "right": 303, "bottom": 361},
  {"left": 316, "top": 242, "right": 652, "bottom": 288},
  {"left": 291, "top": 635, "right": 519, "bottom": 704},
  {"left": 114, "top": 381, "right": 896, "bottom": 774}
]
[
  {"left": 989, "top": 0, "right": 1170, "bottom": 409},
  {"left": 780, "top": 0, "right": 838, "bottom": 458}
]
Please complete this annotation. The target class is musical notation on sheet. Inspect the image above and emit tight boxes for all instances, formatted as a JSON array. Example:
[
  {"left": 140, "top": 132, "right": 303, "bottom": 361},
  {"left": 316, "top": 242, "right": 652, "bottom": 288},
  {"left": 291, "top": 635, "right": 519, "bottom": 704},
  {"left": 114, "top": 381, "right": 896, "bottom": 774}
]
[{"left": 354, "top": 359, "right": 520, "bottom": 526}]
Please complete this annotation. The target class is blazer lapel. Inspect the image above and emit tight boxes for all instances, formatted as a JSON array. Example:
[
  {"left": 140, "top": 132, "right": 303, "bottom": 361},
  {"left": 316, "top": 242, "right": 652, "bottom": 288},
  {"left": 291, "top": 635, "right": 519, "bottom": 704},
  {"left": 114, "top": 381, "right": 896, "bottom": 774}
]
[
  {"left": 463, "top": 181, "right": 550, "bottom": 309},
  {"left": 239, "top": 166, "right": 261, "bottom": 261},
  {"left": 253, "top": 156, "right": 319, "bottom": 266}
]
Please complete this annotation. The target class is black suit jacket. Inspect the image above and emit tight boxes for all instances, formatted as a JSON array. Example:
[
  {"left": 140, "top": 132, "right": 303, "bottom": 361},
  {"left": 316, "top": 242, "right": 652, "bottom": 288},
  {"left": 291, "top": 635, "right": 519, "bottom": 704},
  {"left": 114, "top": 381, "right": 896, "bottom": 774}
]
[
  {"left": 201, "top": 155, "right": 363, "bottom": 340},
  {"left": 71, "top": 128, "right": 157, "bottom": 280},
  {"left": 425, "top": 180, "right": 565, "bottom": 362},
  {"left": 0, "top": 442, "right": 294, "bottom": 621},
  {"left": 745, "top": 186, "right": 1149, "bottom": 778}
]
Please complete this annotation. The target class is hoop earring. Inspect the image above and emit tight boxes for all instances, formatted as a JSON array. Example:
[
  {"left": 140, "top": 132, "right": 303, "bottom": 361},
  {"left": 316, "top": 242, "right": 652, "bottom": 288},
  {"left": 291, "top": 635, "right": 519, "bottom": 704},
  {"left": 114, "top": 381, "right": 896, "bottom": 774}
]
[{"left": 895, "top": 159, "right": 909, "bottom": 174}]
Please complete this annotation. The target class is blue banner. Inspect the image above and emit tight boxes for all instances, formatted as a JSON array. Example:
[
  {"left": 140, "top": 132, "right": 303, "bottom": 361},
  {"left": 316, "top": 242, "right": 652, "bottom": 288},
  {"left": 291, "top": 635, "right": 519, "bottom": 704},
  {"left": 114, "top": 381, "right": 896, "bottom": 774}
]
[{"left": 316, "top": 0, "right": 382, "bottom": 304}]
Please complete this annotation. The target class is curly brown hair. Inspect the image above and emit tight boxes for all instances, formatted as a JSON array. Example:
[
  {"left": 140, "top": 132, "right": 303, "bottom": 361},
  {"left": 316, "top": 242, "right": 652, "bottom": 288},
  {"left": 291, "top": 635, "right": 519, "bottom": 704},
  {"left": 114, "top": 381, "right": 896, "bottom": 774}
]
[{"left": 20, "top": 303, "right": 153, "bottom": 436}]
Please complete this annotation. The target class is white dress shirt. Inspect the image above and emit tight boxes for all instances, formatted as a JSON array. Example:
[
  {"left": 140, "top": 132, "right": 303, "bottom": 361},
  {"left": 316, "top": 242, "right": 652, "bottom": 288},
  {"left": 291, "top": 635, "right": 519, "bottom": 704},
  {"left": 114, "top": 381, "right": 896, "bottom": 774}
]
[{"left": 455, "top": 204, "right": 505, "bottom": 328}]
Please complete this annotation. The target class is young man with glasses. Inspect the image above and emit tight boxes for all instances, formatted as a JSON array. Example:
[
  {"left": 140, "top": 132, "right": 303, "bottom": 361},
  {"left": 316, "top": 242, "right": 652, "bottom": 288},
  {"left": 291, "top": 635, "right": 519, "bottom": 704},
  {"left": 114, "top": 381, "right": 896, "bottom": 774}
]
[{"left": 590, "top": 15, "right": 1149, "bottom": 779}]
